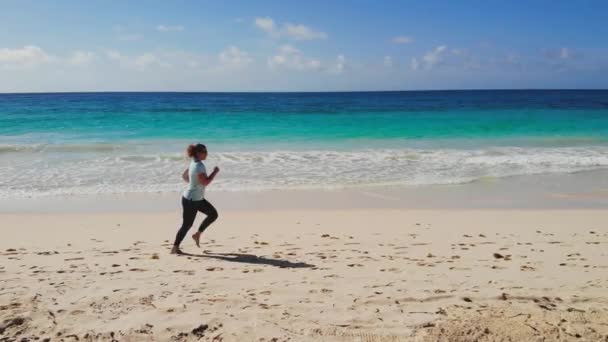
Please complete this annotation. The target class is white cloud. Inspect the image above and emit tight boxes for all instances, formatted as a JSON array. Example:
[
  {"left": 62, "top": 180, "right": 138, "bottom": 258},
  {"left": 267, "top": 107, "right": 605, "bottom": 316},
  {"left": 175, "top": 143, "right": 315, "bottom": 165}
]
[
  {"left": 384, "top": 56, "right": 393, "bottom": 67},
  {"left": 392, "top": 36, "right": 413, "bottom": 44},
  {"left": 0, "top": 45, "right": 51, "bottom": 68},
  {"left": 283, "top": 23, "right": 327, "bottom": 40},
  {"left": 157, "top": 50, "right": 209, "bottom": 70},
  {"left": 254, "top": 17, "right": 327, "bottom": 41},
  {"left": 543, "top": 47, "right": 580, "bottom": 61},
  {"left": 106, "top": 50, "right": 122, "bottom": 61},
  {"left": 219, "top": 46, "right": 253, "bottom": 68},
  {"left": 68, "top": 51, "right": 95, "bottom": 66},
  {"left": 105, "top": 50, "right": 170, "bottom": 71},
  {"left": 423, "top": 45, "right": 446, "bottom": 66},
  {"left": 410, "top": 58, "right": 420, "bottom": 70},
  {"left": 267, "top": 44, "right": 322, "bottom": 71},
  {"left": 332, "top": 54, "right": 345, "bottom": 73},
  {"left": 255, "top": 17, "right": 275, "bottom": 33},
  {"left": 157, "top": 25, "right": 184, "bottom": 32},
  {"left": 134, "top": 53, "right": 160, "bottom": 70},
  {"left": 451, "top": 48, "right": 466, "bottom": 56},
  {"left": 279, "top": 45, "right": 300, "bottom": 54},
  {"left": 412, "top": 45, "right": 447, "bottom": 70}
]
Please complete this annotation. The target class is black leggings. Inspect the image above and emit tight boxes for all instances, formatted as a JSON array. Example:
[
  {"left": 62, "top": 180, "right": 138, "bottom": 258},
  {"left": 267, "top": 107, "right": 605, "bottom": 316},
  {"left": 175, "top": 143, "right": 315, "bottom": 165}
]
[{"left": 173, "top": 197, "right": 219, "bottom": 247}]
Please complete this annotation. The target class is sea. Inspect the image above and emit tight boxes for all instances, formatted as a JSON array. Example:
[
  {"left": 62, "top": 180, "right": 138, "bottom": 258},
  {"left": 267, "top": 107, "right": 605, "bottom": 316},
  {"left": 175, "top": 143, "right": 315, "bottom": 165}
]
[{"left": 1, "top": 90, "right": 608, "bottom": 199}]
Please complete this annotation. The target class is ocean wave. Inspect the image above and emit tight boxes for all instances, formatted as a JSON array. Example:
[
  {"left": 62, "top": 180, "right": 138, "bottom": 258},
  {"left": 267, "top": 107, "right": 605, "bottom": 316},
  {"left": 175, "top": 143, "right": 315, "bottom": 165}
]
[
  {"left": 1, "top": 146, "right": 608, "bottom": 198},
  {"left": 0, "top": 143, "right": 127, "bottom": 154}
]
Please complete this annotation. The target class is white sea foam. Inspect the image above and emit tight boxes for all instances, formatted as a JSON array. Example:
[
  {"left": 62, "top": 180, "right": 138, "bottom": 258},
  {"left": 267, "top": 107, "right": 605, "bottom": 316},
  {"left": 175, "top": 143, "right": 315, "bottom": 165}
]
[{"left": 1, "top": 146, "right": 608, "bottom": 198}]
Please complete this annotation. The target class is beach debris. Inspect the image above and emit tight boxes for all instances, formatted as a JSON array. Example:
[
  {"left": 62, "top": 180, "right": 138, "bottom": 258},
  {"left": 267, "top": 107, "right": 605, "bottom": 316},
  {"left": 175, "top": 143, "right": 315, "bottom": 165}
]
[
  {"left": 0, "top": 317, "right": 26, "bottom": 334},
  {"left": 493, "top": 253, "right": 504, "bottom": 259},
  {"left": 462, "top": 297, "right": 473, "bottom": 302},
  {"left": 192, "top": 324, "right": 209, "bottom": 338},
  {"left": 436, "top": 308, "right": 448, "bottom": 316}
]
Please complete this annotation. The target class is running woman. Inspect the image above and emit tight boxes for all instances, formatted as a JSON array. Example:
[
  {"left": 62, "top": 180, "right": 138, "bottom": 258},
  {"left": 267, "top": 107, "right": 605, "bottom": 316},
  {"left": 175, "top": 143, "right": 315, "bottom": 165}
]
[{"left": 171, "top": 143, "right": 220, "bottom": 254}]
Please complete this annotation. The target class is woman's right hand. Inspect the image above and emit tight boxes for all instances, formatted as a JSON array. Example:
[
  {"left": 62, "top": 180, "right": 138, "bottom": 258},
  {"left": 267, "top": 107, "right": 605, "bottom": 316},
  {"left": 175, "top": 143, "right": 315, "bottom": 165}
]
[{"left": 213, "top": 166, "right": 220, "bottom": 174}]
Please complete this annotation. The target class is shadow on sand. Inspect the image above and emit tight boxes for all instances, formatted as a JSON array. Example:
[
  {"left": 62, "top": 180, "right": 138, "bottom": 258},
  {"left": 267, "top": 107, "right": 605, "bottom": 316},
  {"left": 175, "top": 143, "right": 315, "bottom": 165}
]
[{"left": 181, "top": 252, "right": 316, "bottom": 269}]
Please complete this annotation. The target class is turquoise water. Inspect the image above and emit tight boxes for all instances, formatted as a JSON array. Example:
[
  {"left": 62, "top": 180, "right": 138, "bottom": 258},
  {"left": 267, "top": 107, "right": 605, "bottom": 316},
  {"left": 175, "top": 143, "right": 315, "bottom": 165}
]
[
  {"left": 2, "top": 91, "right": 608, "bottom": 147},
  {"left": 1, "top": 90, "right": 608, "bottom": 197}
]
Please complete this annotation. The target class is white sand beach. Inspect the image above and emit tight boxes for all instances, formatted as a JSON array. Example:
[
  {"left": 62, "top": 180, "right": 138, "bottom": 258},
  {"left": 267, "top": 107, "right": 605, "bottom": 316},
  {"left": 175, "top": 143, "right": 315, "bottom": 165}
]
[{"left": 1, "top": 202, "right": 607, "bottom": 341}]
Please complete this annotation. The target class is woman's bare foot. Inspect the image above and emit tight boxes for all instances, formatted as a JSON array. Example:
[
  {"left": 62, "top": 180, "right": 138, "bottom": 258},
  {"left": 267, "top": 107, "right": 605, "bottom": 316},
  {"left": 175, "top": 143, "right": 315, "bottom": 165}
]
[
  {"left": 192, "top": 232, "right": 201, "bottom": 248},
  {"left": 170, "top": 246, "right": 183, "bottom": 254}
]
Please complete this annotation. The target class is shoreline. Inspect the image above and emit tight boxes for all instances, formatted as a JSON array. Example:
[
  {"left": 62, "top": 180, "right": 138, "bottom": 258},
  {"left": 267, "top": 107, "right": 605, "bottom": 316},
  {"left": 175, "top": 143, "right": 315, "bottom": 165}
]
[{"left": 3, "top": 169, "right": 608, "bottom": 213}]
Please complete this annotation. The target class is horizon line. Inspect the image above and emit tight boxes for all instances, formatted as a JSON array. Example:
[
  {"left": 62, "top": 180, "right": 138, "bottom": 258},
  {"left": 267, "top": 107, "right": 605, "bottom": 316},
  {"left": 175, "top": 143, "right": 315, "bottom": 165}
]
[{"left": 1, "top": 88, "right": 608, "bottom": 95}]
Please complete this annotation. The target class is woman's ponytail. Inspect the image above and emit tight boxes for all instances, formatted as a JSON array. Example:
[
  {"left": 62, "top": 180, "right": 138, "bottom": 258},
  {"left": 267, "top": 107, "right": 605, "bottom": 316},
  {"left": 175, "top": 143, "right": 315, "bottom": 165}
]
[
  {"left": 186, "top": 144, "right": 196, "bottom": 158},
  {"left": 186, "top": 143, "right": 207, "bottom": 158}
]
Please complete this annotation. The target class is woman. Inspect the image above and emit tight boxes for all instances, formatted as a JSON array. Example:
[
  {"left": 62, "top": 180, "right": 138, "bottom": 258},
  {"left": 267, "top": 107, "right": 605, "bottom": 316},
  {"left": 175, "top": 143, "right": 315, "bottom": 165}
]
[{"left": 171, "top": 143, "right": 220, "bottom": 254}]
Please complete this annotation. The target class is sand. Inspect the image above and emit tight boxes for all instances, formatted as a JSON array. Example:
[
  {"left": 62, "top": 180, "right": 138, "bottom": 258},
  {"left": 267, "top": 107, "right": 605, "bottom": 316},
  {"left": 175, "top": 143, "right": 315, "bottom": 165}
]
[{"left": 1, "top": 209, "right": 607, "bottom": 341}]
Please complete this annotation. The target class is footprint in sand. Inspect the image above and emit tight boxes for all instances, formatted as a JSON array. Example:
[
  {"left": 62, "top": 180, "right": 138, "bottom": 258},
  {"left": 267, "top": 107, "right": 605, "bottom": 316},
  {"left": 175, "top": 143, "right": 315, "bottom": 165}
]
[
  {"left": 205, "top": 267, "right": 224, "bottom": 271},
  {"left": 173, "top": 270, "right": 195, "bottom": 275},
  {"left": 64, "top": 257, "right": 84, "bottom": 261},
  {"left": 493, "top": 253, "right": 511, "bottom": 260},
  {"left": 36, "top": 251, "right": 59, "bottom": 256}
]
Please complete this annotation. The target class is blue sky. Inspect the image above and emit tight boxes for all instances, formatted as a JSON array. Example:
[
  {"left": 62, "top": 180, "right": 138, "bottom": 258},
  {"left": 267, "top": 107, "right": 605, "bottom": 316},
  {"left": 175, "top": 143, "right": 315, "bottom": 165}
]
[{"left": 1, "top": 0, "right": 607, "bottom": 92}]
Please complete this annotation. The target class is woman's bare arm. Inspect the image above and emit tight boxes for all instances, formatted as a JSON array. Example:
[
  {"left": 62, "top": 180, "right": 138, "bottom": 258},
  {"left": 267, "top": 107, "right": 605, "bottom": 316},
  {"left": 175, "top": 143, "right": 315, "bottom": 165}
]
[
  {"left": 182, "top": 168, "right": 189, "bottom": 183},
  {"left": 197, "top": 167, "right": 220, "bottom": 186}
]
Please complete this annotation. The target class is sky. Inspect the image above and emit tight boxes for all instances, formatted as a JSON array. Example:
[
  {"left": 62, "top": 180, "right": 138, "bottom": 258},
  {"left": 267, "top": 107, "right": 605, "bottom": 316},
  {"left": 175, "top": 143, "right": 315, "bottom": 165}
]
[{"left": 1, "top": 0, "right": 607, "bottom": 92}]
